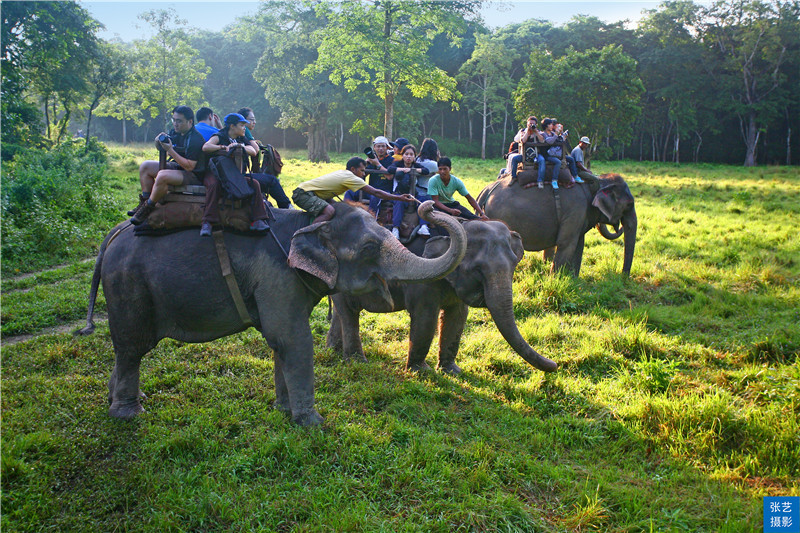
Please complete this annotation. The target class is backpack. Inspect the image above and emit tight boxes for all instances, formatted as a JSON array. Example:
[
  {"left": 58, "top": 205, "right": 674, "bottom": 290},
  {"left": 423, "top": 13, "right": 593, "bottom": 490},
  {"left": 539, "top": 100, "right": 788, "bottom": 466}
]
[
  {"left": 259, "top": 143, "right": 284, "bottom": 177},
  {"left": 208, "top": 152, "right": 254, "bottom": 200}
]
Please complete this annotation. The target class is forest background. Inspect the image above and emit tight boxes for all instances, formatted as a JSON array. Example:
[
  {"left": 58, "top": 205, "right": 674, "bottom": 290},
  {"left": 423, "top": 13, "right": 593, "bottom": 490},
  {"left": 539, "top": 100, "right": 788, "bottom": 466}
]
[{"left": 2, "top": 0, "right": 800, "bottom": 167}]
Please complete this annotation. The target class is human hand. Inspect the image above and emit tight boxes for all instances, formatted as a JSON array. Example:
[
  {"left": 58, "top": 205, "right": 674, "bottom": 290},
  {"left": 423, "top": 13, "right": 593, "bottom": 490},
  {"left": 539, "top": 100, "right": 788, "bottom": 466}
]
[
  {"left": 400, "top": 194, "right": 416, "bottom": 202},
  {"left": 449, "top": 208, "right": 461, "bottom": 216}
]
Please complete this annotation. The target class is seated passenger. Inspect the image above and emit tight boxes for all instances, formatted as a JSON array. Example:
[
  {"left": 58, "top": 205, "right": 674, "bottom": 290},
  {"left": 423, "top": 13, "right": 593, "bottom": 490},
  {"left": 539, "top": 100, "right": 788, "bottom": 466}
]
[
  {"left": 292, "top": 157, "right": 415, "bottom": 224},
  {"left": 508, "top": 116, "right": 545, "bottom": 183},
  {"left": 571, "top": 136, "right": 592, "bottom": 176},
  {"left": 195, "top": 107, "right": 223, "bottom": 141},
  {"left": 540, "top": 118, "right": 580, "bottom": 190},
  {"left": 200, "top": 113, "right": 270, "bottom": 236},
  {"left": 428, "top": 157, "right": 488, "bottom": 221},
  {"left": 130, "top": 105, "right": 208, "bottom": 225},
  {"left": 344, "top": 136, "right": 395, "bottom": 211},
  {"left": 384, "top": 144, "right": 431, "bottom": 239},
  {"left": 391, "top": 137, "right": 410, "bottom": 162},
  {"left": 555, "top": 122, "right": 582, "bottom": 185},
  {"left": 416, "top": 137, "right": 440, "bottom": 175}
]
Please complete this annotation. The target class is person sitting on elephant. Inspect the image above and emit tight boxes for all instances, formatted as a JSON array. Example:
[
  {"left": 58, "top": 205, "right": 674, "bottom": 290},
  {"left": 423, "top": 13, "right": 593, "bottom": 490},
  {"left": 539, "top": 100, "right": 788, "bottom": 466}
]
[
  {"left": 391, "top": 137, "right": 410, "bottom": 162},
  {"left": 199, "top": 113, "right": 270, "bottom": 236},
  {"left": 129, "top": 105, "right": 208, "bottom": 225},
  {"left": 384, "top": 144, "right": 431, "bottom": 239},
  {"left": 571, "top": 136, "right": 592, "bottom": 174},
  {"left": 428, "top": 157, "right": 488, "bottom": 222},
  {"left": 344, "top": 136, "right": 396, "bottom": 211},
  {"left": 195, "top": 107, "right": 223, "bottom": 142},
  {"left": 540, "top": 118, "right": 582, "bottom": 190},
  {"left": 555, "top": 122, "right": 583, "bottom": 185},
  {"left": 293, "top": 157, "right": 415, "bottom": 224},
  {"left": 507, "top": 116, "right": 545, "bottom": 183}
]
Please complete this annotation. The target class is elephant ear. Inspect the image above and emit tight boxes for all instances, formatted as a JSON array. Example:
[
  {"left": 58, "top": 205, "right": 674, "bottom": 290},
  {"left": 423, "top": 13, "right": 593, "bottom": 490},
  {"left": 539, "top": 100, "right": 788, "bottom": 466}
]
[
  {"left": 509, "top": 231, "right": 524, "bottom": 263},
  {"left": 288, "top": 222, "right": 338, "bottom": 289},
  {"left": 592, "top": 185, "right": 618, "bottom": 222}
]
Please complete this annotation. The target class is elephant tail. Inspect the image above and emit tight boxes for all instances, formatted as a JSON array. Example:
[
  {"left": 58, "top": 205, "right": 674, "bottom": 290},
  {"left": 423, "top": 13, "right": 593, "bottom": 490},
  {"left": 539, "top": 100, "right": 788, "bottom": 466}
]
[{"left": 74, "top": 222, "right": 130, "bottom": 336}]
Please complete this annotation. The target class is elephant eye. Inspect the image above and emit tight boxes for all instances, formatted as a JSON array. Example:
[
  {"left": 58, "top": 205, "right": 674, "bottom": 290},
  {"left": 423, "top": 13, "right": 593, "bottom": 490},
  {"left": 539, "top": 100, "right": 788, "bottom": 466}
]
[{"left": 360, "top": 241, "right": 380, "bottom": 261}]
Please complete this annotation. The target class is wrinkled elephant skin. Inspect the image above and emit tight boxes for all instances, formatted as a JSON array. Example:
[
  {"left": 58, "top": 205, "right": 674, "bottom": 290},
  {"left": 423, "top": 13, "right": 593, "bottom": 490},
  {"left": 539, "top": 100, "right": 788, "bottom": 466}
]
[
  {"left": 77, "top": 201, "right": 467, "bottom": 426},
  {"left": 327, "top": 220, "right": 557, "bottom": 374}
]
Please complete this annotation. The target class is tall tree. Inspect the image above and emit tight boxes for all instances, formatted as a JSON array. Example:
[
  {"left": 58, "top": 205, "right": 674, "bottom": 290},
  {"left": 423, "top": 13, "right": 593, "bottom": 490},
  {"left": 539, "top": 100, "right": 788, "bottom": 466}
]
[
  {"left": 457, "top": 34, "right": 517, "bottom": 159},
  {"left": 310, "top": 0, "right": 481, "bottom": 140},
  {"left": 700, "top": 0, "right": 797, "bottom": 166},
  {"left": 83, "top": 42, "right": 128, "bottom": 148},
  {"left": 245, "top": 1, "right": 342, "bottom": 162},
  {"left": 514, "top": 45, "right": 644, "bottom": 162},
  {"left": 130, "top": 9, "right": 208, "bottom": 130}
]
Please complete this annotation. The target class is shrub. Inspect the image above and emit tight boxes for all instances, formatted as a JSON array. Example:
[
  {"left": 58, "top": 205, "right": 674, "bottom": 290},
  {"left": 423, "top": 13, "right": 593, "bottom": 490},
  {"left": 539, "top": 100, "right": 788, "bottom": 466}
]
[{"left": 1, "top": 139, "right": 122, "bottom": 273}]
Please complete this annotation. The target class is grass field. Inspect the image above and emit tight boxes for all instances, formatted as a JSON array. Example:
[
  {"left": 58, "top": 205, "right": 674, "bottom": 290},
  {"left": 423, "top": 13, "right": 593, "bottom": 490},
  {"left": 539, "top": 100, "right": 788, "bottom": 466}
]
[{"left": 1, "top": 144, "right": 798, "bottom": 531}]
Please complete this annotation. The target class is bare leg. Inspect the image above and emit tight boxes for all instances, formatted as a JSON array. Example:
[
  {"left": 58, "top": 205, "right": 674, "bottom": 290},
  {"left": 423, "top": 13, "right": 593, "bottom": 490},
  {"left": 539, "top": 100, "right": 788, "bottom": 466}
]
[
  {"left": 150, "top": 170, "right": 188, "bottom": 203},
  {"left": 138, "top": 160, "right": 160, "bottom": 193}
]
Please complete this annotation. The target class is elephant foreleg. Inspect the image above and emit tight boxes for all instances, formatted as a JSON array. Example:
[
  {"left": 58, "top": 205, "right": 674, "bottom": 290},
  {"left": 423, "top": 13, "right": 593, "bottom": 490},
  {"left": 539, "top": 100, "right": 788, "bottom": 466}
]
[
  {"left": 325, "top": 300, "right": 344, "bottom": 353},
  {"left": 331, "top": 295, "right": 367, "bottom": 362},
  {"left": 438, "top": 303, "right": 468, "bottom": 374},
  {"left": 543, "top": 247, "right": 555, "bottom": 263},
  {"left": 272, "top": 326, "right": 323, "bottom": 426},
  {"left": 553, "top": 235, "right": 581, "bottom": 276},
  {"left": 407, "top": 302, "right": 439, "bottom": 372}
]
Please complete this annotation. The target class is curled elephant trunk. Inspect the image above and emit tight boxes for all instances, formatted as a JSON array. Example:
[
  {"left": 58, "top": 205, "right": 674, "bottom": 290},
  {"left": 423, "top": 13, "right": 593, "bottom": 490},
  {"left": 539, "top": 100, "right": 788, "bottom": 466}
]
[
  {"left": 484, "top": 275, "right": 558, "bottom": 373},
  {"left": 597, "top": 223, "right": 623, "bottom": 240},
  {"left": 381, "top": 201, "right": 467, "bottom": 282}
]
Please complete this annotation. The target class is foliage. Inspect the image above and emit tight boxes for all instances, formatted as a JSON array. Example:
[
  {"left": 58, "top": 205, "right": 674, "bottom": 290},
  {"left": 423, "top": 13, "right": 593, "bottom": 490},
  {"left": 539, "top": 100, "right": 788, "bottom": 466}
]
[
  {"left": 515, "top": 44, "right": 645, "bottom": 151},
  {"left": 0, "top": 140, "right": 123, "bottom": 272},
  {"left": 310, "top": 0, "right": 482, "bottom": 140}
]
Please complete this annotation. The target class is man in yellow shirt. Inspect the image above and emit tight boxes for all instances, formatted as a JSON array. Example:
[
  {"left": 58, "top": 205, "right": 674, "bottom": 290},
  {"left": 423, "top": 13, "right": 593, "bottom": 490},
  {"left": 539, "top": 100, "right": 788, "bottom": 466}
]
[{"left": 293, "top": 157, "right": 416, "bottom": 223}]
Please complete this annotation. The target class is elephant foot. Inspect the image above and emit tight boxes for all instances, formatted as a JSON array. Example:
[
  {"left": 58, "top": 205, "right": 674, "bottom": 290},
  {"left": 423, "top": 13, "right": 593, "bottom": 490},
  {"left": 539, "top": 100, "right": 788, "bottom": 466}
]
[
  {"left": 109, "top": 400, "right": 145, "bottom": 420},
  {"left": 406, "top": 361, "right": 432, "bottom": 373},
  {"left": 292, "top": 408, "right": 324, "bottom": 427},
  {"left": 438, "top": 361, "right": 462, "bottom": 375},
  {"left": 272, "top": 399, "right": 291, "bottom": 415},
  {"left": 343, "top": 352, "right": 368, "bottom": 363}
]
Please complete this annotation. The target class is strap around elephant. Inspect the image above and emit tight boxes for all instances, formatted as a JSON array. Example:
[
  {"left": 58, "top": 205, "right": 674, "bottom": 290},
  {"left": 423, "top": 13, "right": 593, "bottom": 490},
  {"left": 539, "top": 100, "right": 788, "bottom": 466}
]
[{"left": 212, "top": 230, "right": 255, "bottom": 328}]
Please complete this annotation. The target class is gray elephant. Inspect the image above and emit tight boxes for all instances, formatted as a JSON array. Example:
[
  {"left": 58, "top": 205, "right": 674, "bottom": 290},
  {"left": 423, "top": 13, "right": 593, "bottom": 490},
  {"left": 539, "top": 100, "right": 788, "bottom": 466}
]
[
  {"left": 326, "top": 220, "right": 558, "bottom": 374},
  {"left": 76, "top": 201, "right": 467, "bottom": 426},
  {"left": 477, "top": 173, "right": 637, "bottom": 277}
]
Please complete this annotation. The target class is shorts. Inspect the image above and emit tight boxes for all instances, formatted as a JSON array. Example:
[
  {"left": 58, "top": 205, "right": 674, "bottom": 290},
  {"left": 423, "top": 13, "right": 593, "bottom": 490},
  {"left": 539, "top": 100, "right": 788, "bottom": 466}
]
[
  {"left": 166, "top": 161, "right": 203, "bottom": 185},
  {"left": 292, "top": 187, "right": 330, "bottom": 218}
]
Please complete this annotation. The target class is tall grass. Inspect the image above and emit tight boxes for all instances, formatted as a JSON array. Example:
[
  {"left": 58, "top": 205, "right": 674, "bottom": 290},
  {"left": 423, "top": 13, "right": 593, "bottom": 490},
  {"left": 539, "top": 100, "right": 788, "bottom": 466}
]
[{"left": 1, "top": 147, "right": 798, "bottom": 531}]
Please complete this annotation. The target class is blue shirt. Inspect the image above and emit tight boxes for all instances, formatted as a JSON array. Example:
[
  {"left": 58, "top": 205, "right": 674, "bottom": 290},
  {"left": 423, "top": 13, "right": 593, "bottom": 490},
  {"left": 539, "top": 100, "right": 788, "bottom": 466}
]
[{"left": 195, "top": 122, "right": 218, "bottom": 142}]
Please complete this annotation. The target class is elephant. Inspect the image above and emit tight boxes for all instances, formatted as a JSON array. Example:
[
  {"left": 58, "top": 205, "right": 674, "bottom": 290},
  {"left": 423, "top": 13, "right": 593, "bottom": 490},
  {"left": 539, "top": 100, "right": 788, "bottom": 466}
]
[
  {"left": 326, "top": 220, "right": 558, "bottom": 374},
  {"left": 76, "top": 201, "right": 467, "bottom": 426},
  {"left": 477, "top": 173, "right": 637, "bottom": 277}
]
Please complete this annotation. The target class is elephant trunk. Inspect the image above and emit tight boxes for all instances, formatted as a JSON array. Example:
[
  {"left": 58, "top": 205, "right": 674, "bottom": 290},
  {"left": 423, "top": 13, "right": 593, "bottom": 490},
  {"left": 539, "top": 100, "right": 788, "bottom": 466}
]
[
  {"left": 621, "top": 207, "right": 637, "bottom": 276},
  {"left": 381, "top": 201, "right": 467, "bottom": 282},
  {"left": 597, "top": 223, "right": 624, "bottom": 240},
  {"left": 484, "top": 275, "right": 558, "bottom": 373}
]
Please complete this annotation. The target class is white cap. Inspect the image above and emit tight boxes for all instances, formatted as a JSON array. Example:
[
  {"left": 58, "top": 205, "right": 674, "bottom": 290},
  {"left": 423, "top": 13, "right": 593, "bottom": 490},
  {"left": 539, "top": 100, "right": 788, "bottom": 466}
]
[
  {"left": 373, "top": 136, "right": 390, "bottom": 146},
  {"left": 580, "top": 136, "right": 591, "bottom": 144}
]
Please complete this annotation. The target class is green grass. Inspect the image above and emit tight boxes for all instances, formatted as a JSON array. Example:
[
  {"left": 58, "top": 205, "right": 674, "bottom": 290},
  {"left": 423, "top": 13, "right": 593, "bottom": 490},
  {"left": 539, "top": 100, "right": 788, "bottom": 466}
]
[{"left": 2, "top": 147, "right": 798, "bottom": 531}]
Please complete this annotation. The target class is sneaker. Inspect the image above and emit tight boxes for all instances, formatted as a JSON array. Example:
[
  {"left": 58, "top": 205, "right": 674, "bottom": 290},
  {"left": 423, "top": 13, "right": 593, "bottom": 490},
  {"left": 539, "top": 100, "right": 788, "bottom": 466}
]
[
  {"left": 537, "top": 181, "right": 544, "bottom": 189},
  {"left": 417, "top": 225, "right": 430, "bottom": 236},
  {"left": 552, "top": 180, "right": 559, "bottom": 190},
  {"left": 200, "top": 222, "right": 212, "bottom": 237},
  {"left": 250, "top": 220, "right": 269, "bottom": 231},
  {"left": 574, "top": 176, "right": 584, "bottom": 183},
  {"left": 391, "top": 227, "right": 400, "bottom": 239}
]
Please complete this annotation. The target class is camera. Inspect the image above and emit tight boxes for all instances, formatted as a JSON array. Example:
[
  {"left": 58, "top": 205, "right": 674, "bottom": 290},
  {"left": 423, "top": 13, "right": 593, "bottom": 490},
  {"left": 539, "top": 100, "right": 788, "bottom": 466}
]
[
  {"left": 363, "top": 147, "right": 377, "bottom": 160},
  {"left": 157, "top": 133, "right": 170, "bottom": 144}
]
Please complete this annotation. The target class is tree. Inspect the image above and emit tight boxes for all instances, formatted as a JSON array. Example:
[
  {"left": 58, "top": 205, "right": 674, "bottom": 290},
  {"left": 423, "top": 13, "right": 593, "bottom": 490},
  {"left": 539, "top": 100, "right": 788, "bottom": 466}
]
[
  {"left": 514, "top": 45, "right": 644, "bottom": 163},
  {"left": 83, "top": 42, "right": 128, "bottom": 149},
  {"left": 245, "top": 1, "right": 344, "bottom": 162},
  {"left": 457, "top": 34, "right": 517, "bottom": 159},
  {"left": 2, "top": 1, "right": 101, "bottom": 144},
  {"left": 310, "top": 0, "right": 482, "bottom": 140},
  {"left": 129, "top": 9, "right": 208, "bottom": 131},
  {"left": 700, "top": 0, "right": 798, "bottom": 166}
]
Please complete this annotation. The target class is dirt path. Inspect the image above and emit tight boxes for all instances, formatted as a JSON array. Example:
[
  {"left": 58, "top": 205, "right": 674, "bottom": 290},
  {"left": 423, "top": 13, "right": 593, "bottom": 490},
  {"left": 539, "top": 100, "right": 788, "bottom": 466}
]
[
  {"left": 3, "top": 258, "right": 94, "bottom": 283},
  {"left": 1, "top": 314, "right": 108, "bottom": 347}
]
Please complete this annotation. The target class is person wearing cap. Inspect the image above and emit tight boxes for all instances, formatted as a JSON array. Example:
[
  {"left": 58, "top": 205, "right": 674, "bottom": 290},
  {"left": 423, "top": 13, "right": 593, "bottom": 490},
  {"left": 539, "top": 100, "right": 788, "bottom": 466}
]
[
  {"left": 293, "top": 157, "right": 415, "bottom": 224},
  {"left": 571, "top": 136, "right": 592, "bottom": 175},
  {"left": 130, "top": 105, "right": 208, "bottom": 224},
  {"left": 507, "top": 116, "right": 545, "bottom": 183},
  {"left": 391, "top": 137, "right": 410, "bottom": 162},
  {"left": 346, "top": 135, "right": 396, "bottom": 213},
  {"left": 197, "top": 113, "right": 270, "bottom": 236}
]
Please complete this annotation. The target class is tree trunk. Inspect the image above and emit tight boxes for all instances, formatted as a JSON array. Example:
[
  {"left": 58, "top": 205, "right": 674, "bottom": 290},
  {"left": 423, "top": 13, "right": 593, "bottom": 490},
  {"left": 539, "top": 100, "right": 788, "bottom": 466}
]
[
  {"left": 502, "top": 107, "right": 508, "bottom": 158},
  {"left": 122, "top": 108, "right": 127, "bottom": 145},
  {"left": 742, "top": 111, "right": 758, "bottom": 167},
  {"left": 693, "top": 130, "right": 703, "bottom": 163},
  {"left": 481, "top": 91, "right": 487, "bottom": 160},
  {"left": 384, "top": 89, "right": 394, "bottom": 140},
  {"left": 674, "top": 132, "right": 680, "bottom": 164},
  {"left": 307, "top": 105, "right": 330, "bottom": 163}
]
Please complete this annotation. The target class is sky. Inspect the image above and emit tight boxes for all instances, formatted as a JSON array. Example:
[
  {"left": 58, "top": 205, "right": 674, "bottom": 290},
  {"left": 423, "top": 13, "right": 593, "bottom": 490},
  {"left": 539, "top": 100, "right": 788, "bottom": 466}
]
[{"left": 83, "top": 1, "right": 673, "bottom": 42}]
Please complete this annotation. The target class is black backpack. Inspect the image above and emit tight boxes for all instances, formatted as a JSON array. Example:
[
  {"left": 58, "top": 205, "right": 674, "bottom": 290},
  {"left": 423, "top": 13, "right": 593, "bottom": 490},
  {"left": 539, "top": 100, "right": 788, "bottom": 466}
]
[{"left": 208, "top": 152, "right": 254, "bottom": 200}]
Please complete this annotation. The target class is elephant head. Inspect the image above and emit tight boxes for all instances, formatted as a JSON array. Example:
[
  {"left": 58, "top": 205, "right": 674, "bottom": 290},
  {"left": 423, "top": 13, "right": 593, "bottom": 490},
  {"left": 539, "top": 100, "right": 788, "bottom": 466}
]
[
  {"left": 288, "top": 201, "right": 467, "bottom": 305},
  {"left": 591, "top": 174, "right": 638, "bottom": 276},
  {"left": 423, "top": 220, "right": 558, "bottom": 372}
]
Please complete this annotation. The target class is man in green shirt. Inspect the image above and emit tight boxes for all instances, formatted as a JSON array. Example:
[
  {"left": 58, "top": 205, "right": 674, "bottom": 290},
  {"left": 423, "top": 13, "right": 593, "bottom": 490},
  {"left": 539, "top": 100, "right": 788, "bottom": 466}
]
[
  {"left": 427, "top": 157, "right": 488, "bottom": 221},
  {"left": 293, "top": 157, "right": 415, "bottom": 224}
]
